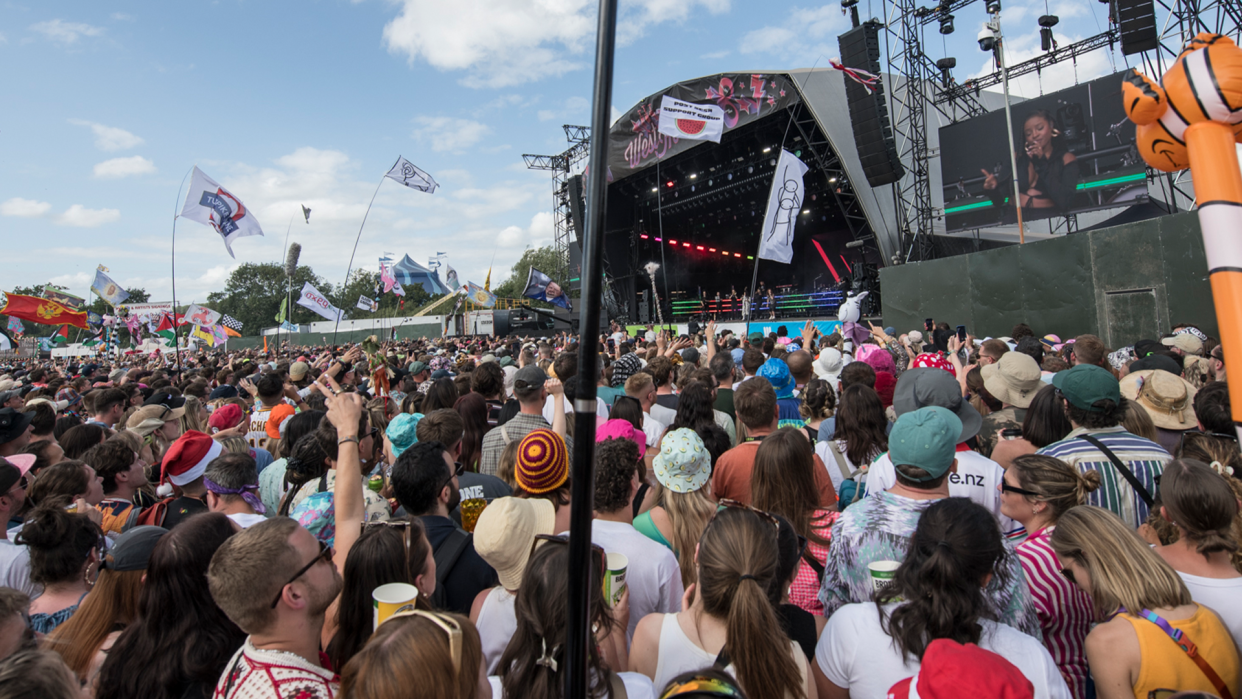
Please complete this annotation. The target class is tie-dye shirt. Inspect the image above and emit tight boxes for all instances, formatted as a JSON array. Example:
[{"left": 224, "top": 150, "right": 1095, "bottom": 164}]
[
  {"left": 1036, "top": 426, "right": 1171, "bottom": 530},
  {"left": 817, "top": 489, "right": 1041, "bottom": 638}
]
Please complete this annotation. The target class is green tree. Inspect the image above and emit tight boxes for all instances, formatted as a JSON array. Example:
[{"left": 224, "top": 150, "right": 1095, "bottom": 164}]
[
  {"left": 206, "top": 262, "right": 330, "bottom": 334},
  {"left": 492, "top": 245, "right": 571, "bottom": 307},
  {"left": 331, "top": 269, "right": 432, "bottom": 319}
]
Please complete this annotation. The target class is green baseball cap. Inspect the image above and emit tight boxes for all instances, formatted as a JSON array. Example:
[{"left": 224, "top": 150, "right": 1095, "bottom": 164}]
[
  {"left": 748, "top": 331, "right": 763, "bottom": 342},
  {"left": 1052, "top": 364, "right": 1120, "bottom": 411},
  {"left": 407, "top": 361, "right": 429, "bottom": 375},
  {"left": 888, "top": 406, "right": 963, "bottom": 481}
]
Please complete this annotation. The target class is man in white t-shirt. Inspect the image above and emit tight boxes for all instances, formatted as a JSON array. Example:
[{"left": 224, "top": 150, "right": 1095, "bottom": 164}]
[
  {"left": 0, "top": 460, "right": 36, "bottom": 597},
  {"left": 589, "top": 429, "right": 683, "bottom": 641},
  {"left": 864, "top": 368, "right": 1019, "bottom": 534}
]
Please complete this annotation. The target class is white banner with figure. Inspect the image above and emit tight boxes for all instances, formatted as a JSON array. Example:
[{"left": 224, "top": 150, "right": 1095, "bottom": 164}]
[
  {"left": 297, "top": 282, "right": 344, "bottom": 322},
  {"left": 757, "top": 149, "right": 809, "bottom": 264}
]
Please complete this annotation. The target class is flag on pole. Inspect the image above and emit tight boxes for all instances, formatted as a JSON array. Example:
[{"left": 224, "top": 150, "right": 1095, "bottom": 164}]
[
  {"left": 296, "top": 282, "right": 344, "bottom": 322},
  {"left": 91, "top": 267, "right": 131, "bottom": 306},
  {"left": 276, "top": 297, "right": 288, "bottom": 324},
  {"left": 41, "top": 287, "right": 85, "bottom": 311},
  {"left": 302, "top": 205, "right": 311, "bottom": 223},
  {"left": 279, "top": 321, "right": 299, "bottom": 332},
  {"left": 211, "top": 324, "right": 229, "bottom": 346},
  {"left": 384, "top": 157, "right": 439, "bottom": 193},
  {"left": 657, "top": 95, "right": 726, "bottom": 143},
  {"left": 179, "top": 166, "right": 264, "bottom": 258},
  {"left": 6, "top": 317, "right": 23, "bottom": 336},
  {"left": 484, "top": 267, "right": 492, "bottom": 292},
  {"left": 444, "top": 266, "right": 460, "bottom": 293},
  {"left": 757, "top": 149, "right": 810, "bottom": 264},
  {"left": 155, "top": 314, "right": 176, "bottom": 340},
  {"left": 184, "top": 304, "right": 222, "bottom": 327},
  {"left": 0, "top": 292, "right": 89, "bottom": 329},
  {"left": 462, "top": 282, "right": 497, "bottom": 309},
  {"left": 51, "top": 325, "right": 69, "bottom": 345},
  {"left": 522, "top": 268, "right": 572, "bottom": 310},
  {"left": 357, "top": 295, "right": 377, "bottom": 312},
  {"left": 220, "top": 315, "right": 244, "bottom": 333}
]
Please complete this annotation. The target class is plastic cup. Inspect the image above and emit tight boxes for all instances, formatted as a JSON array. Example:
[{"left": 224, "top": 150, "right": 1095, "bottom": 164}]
[
  {"left": 868, "top": 560, "right": 900, "bottom": 593},
  {"left": 604, "top": 552, "right": 628, "bottom": 607},
  {"left": 373, "top": 582, "right": 419, "bottom": 630},
  {"left": 460, "top": 498, "right": 488, "bottom": 533}
]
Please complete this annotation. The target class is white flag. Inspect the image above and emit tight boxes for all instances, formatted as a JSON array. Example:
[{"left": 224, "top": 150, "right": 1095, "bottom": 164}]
[
  {"left": 757, "top": 150, "right": 809, "bottom": 264},
  {"left": 385, "top": 156, "right": 439, "bottom": 193},
  {"left": 184, "top": 304, "right": 222, "bottom": 327},
  {"left": 657, "top": 95, "right": 726, "bottom": 144},
  {"left": 296, "top": 282, "right": 344, "bottom": 322},
  {"left": 357, "top": 295, "right": 376, "bottom": 312},
  {"left": 179, "top": 166, "right": 264, "bottom": 258}
]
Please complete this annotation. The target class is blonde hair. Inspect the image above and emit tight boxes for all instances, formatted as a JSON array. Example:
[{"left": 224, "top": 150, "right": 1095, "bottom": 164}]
[
  {"left": 1121, "top": 401, "right": 1159, "bottom": 442},
  {"left": 1160, "top": 458, "right": 1240, "bottom": 559},
  {"left": 1050, "top": 505, "right": 1192, "bottom": 620},
  {"left": 206, "top": 517, "right": 300, "bottom": 634},
  {"left": 1175, "top": 435, "right": 1242, "bottom": 571},
  {"left": 180, "top": 396, "right": 206, "bottom": 434},
  {"left": 219, "top": 436, "right": 250, "bottom": 455},
  {"left": 654, "top": 481, "right": 716, "bottom": 587},
  {"left": 497, "top": 440, "right": 521, "bottom": 490},
  {"left": 338, "top": 612, "right": 483, "bottom": 699}
]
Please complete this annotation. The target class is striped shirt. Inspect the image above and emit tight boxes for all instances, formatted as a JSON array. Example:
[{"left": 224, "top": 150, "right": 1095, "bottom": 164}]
[
  {"left": 1036, "top": 426, "right": 1171, "bottom": 529},
  {"left": 1017, "top": 527, "right": 1093, "bottom": 699},
  {"left": 790, "top": 509, "right": 839, "bottom": 615}
]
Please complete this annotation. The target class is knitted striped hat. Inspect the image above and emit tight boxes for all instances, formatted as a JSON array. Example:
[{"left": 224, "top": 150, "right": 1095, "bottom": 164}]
[{"left": 515, "top": 429, "right": 569, "bottom": 494}]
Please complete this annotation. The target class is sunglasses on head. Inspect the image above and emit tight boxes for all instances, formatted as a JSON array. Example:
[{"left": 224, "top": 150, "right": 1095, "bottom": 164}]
[
  {"left": 660, "top": 675, "right": 747, "bottom": 699},
  {"left": 270, "top": 539, "right": 333, "bottom": 608},
  {"left": 381, "top": 609, "right": 463, "bottom": 673},
  {"left": 715, "top": 498, "right": 780, "bottom": 532},
  {"left": 366, "top": 519, "right": 413, "bottom": 567}
]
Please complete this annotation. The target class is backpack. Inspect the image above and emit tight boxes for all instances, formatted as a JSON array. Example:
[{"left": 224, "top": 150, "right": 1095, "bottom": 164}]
[
  {"left": 825, "top": 441, "right": 866, "bottom": 511},
  {"left": 136, "top": 497, "right": 176, "bottom": 527},
  {"left": 429, "top": 527, "right": 472, "bottom": 609}
]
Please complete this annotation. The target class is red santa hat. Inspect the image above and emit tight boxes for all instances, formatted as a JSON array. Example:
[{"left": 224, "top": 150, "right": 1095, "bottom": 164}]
[{"left": 158, "top": 431, "right": 222, "bottom": 497}]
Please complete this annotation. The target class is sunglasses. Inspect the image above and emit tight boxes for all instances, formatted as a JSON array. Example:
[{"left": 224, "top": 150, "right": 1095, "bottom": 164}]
[
  {"left": 440, "top": 460, "right": 467, "bottom": 493},
  {"left": 381, "top": 609, "right": 463, "bottom": 673},
  {"left": 1000, "top": 480, "right": 1042, "bottom": 498},
  {"left": 270, "top": 539, "right": 334, "bottom": 608},
  {"left": 1059, "top": 566, "right": 1077, "bottom": 585},
  {"left": 659, "top": 675, "right": 746, "bottom": 699},
  {"left": 715, "top": 498, "right": 780, "bottom": 532}
]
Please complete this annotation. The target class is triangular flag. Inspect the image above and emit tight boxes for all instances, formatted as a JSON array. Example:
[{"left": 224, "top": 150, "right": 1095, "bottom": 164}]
[
  {"left": 484, "top": 267, "right": 492, "bottom": 292},
  {"left": 51, "top": 325, "right": 69, "bottom": 344},
  {"left": 302, "top": 205, "right": 311, "bottom": 223}
]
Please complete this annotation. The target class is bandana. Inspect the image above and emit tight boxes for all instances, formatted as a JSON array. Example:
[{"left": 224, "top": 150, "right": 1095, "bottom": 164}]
[
  {"left": 203, "top": 476, "right": 267, "bottom": 515},
  {"left": 611, "top": 353, "right": 643, "bottom": 388},
  {"left": 911, "top": 352, "right": 955, "bottom": 374}
]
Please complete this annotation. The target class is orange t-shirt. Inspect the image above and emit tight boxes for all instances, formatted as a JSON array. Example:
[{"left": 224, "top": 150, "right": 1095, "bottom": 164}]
[{"left": 711, "top": 440, "right": 838, "bottom": 507}]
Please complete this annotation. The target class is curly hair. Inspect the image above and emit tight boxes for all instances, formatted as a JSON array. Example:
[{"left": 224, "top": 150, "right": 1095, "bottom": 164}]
[{"left": 593, "top": 437, "right": 639, "bottom": 515}]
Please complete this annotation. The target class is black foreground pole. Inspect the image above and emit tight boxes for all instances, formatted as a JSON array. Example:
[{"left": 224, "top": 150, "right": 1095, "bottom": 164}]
[{"left": 566, "top": 0, "right": 617, "bottom": 696}]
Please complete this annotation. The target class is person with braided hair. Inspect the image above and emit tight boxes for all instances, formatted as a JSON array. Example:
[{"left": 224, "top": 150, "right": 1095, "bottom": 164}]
[
  {"left": 1152, "top": 458, "right": 1242, "bottom": 651},
  {"left": 278, "top": 433, "right": 329, "bottom": 517},
  {"left": 999, "top": 454, "right": 1102, "bottom": 699},
  {"left": 814, "top": 498, "right": 1069, "bottom": 699}
]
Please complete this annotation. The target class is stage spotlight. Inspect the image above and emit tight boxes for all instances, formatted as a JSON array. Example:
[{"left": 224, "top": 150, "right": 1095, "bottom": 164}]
[
  {"left": 828, "top": 176, "right": 838, "bottom": 183},
  {"left": 936, "top": 57, "right": 957, "bottom": 85},
  {"left": 801, "top": 209, "right": 810, "bottom": 214},
  {"left": 651, "top": 187, "right": 658, "bottom": 193},
  {"left": 763, "top": 147, "right": 772, "bottom": 153},
  {"left": 748, "top": 166, "right": 754, "bottom": 173},
  {"left": 666, "top": 181, "right": 674, "bottom": 188},
  {"left": 986, "top": 0, "right": 1001, "bottom": 12},
  {"left": 1039, "top": 14, "right": 1059, "bottom": 50},
  {"left": 939, "top": 13, "right": 954, "bottom": 33},
  {"left": 690, "top": 174, "right": 697, "bottom": 179}
]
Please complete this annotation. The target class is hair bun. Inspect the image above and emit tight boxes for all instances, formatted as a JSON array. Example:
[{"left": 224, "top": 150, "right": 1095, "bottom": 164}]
[
  {"left": 1078, "top": 469, "right": 1102, "bottom": 495},
  {"left": 15, "top": 505, "right": 71, "bottom": 549}
]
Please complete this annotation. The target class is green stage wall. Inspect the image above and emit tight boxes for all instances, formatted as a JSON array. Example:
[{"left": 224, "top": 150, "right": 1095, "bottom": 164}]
[{"left": 878, "top": 212, "right": 1216, "bottom": 347}]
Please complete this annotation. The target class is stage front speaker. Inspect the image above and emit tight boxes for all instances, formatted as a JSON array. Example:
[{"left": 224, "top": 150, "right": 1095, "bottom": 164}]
[
  {"left": 1116, "top": 0, "right": 1158, "bottom": 55},
  {"left": 566, "top": 175, "right": 586, "bottom": 248},
  {"left": 838, "top": 23, "right": 906, "bottom": 187}
]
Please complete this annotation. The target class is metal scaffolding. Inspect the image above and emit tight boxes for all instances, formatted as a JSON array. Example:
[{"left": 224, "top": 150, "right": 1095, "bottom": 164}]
[{"left": 522, "top": 125, "right": 591, "bottom": 281}]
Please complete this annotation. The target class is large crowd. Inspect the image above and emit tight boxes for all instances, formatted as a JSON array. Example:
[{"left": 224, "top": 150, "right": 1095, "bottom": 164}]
[{"left": 0, "top": 317, "right": 1237, "bottom": 699}]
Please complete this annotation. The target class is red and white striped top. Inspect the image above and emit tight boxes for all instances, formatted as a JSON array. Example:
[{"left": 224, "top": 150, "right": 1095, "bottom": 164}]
[
  {"left": 214, "top": 639, "right": 339, "bottom": 699},
  {"left": 790, "top": 509, "right": 839, "bottom": 615},
  {"left": 1016, "top": 527, "right": 1094, "bottom": 699}
]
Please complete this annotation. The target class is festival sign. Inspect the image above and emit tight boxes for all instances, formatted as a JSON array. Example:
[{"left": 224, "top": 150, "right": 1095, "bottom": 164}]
[
  {"left": 0, "top": 292, "right": 89, "bottom": 329},
  {"left": 120, "top": 302, "right": 175, "bottom": 319},
  {"left": 608, "top": 73, "right": 801, "bottom": 181}
]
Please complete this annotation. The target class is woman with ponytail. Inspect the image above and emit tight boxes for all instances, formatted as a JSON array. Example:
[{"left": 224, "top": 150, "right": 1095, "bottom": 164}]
[
  {"left": 999, "top": 454, "right": 1100, "bottom": 699},
  {"left": 814, "top": 498, "right": 1069, "bottom": 699},
  {"left": 1152, "top": 458, "right": 1242, "bottom": 650},
  {"left": 495, "top": 537, "right": 643, "bottom": 698},
  {"left": 632, "top": 506, "right": 813, "bottom": 699}
]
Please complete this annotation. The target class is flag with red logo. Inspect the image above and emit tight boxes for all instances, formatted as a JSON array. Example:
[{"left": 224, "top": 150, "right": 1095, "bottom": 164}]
[
  {"left": 179, "top": 166, "right": 264, "bottom": 258},
  {"left": 0, "top": 292, "right": 89, "bottom": 329},
  {"left": 657, "top": 95, "right": 725, "bottom": 143}
]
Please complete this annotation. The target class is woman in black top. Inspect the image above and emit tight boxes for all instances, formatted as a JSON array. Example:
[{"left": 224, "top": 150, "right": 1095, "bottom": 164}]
[
  {"left": 769, "top": 514, "right": 823, "bottom": 661},
  {"left": 982, "top": 109, "right": 1080, "bottom": 216}
]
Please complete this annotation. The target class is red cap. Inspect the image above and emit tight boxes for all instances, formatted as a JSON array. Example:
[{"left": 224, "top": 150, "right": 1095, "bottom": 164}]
[
  {"left": 208, "top": 404, "right": 243, "bottom": 433},
  {"left": 886, "top": 640, "right": 1034, "bottom": 699}
]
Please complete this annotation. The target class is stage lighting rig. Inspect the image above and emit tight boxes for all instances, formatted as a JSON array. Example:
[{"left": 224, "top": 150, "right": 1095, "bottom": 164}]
[
  {"left": 939, "top": 13, "right": 955, "bottom": 33},
  {"left": 1039, "top": 14, "right": 1059, "bottom": 51},
  {"left": 936, "top": 57, "right": 957, "bottom": 85}
]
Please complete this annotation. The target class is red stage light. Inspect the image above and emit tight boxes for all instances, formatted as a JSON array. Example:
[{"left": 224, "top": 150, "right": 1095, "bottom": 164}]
[
  {"left": 734, "top": 253, "right": 742, "bottom": 257},
  {"left": 721, "top": 251, "right": 728, "bottom": 256},
  {"left": 709, "top": 248, "right": 716, "bottom": 252},
  {"left": 640, "top": 234, "right": 649, "bottom": 239},
  {"left": 666, "top": 181, "right": 675, "bottom": 188},
  {"left": 683, "top": 243, "right": 691, "bottom": 248},
  {"left": 669, "top": 239, "right": 677, "bottom": 244},
  {"left": 696, "top": 246, "right": 704, "bottom": 250}
]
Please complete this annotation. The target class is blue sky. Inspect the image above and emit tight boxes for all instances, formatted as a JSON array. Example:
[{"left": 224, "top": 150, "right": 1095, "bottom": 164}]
[{"left": 2, "top": 0, "right": 1119, "bottom": 309}]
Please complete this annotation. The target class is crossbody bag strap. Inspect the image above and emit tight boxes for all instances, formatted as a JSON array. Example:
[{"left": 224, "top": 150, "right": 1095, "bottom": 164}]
[
  {"left": 607, "top": 671, "right": 629, "bottom": 699},
  {"left": 826, "top": 441, "right": 857, "bottom": 482},
  {"left": 1077, "top": 434, "right": 1154, "bottom": 507},
  {"left": 1128, "top": 607, "right": 1234, "bottom": 699}
]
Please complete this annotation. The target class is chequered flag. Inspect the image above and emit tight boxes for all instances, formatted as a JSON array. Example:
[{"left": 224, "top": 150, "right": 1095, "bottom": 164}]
[{"left": 220, "top": 314, "right": 244, "bottom": 332}]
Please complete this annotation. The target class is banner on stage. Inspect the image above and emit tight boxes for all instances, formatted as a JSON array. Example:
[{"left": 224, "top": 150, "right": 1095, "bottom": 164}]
[
  {"left": 757, "top": 149, "right": 809, "bottom": 264},
  {"left": 180, "top": 166, "right": 264, "bottom": 258},
  {"left": 184, "top": 304, "right": 222, "bottom": 327},
  {"left": 385, "top": 156, "right": 439, "bottom": 193},
  {"left": 297, "top": 282, "right": 344, "bottom": 322},
  {"left": 91, "top": 268, "right": 130, "bottom": 306},
  {"left": 657, "top": 96, "right": 725, "bottom": 143}
]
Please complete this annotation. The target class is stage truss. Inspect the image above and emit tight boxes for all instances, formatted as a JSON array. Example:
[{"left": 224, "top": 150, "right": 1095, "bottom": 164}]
[
  {"left": 880, "top": 0, "right": 1241, "bottom": 261},
  {"left": 523, "top": 125, "right": 591, "bottom": 282}
]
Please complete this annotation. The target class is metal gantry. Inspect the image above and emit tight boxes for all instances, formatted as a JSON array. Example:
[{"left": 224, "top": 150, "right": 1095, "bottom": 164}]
[{"left": 522, "top": 125, "right": 591, "bottom": 281}]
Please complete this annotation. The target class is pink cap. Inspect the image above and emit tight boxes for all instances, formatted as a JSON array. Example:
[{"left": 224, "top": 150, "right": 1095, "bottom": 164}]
[
  {"left": 5, "top": 453, "right": 36, "bottom": 475},
  {"left": 596, "top": 418, "right": 646, "bottom": 458}
]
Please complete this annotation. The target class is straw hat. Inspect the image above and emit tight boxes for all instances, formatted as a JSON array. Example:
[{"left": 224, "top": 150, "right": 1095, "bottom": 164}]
[
  {"left": 1120, "top": 369, "right": 1198, "bottom": 431},
  {"left": 981, "top": 352, "right": 1043, "bottom": 409}
]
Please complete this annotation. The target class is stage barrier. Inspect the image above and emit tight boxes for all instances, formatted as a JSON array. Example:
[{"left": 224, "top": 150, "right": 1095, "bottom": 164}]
[{"left": 878, "top": 211, "right": 1215, "bottom": 346}]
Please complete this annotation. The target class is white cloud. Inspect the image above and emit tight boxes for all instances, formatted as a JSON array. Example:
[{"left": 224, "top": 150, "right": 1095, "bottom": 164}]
[
  {"left": 0, "top": 198, "right": 52, "bottom": 217},
  {"left": 93, "top": 155, "right": 156, "bottom": 179},
  {"left": 68, "top": 119, "right": 144, "bottom": 151},
  {"left": 537, "top": 96, "right": 590, "bottom": 121},
  {"left": 412, "top": 116, "right": 492, "bottom": 152},
  {"left": 111, "top": 13, "right": 135, "bottom": 21},
  {"left": 739, "top": 6, "right": 850, "bottom": 60},
  {"left": 56, "top": 205, "right": 120, "bottom": 227},
  {"left": 382, "top": 0, "right": 729, "bottom": 88},
  {"left": 30, "top": 19, "right": 105, "bottom": 45},
  {"left": 497, "top": 211, "right": 555, "bottom": 248}
]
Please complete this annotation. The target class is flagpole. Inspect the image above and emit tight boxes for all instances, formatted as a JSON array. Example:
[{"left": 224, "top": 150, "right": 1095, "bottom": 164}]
[
  {"left": 654, "top": 159, "right": 673, "bottom": 336},
  {"left": 333, "top": 162, "right": 395, "bottom": 346},
  {"left": 280, "top": 213, "right": 295, "bottom": 354},
  {"left": 171, "top": 166, "right": 193, "bottom": 378}
]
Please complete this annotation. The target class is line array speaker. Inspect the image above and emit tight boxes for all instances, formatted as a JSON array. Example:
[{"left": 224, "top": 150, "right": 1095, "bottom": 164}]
[
  {"left": 1116, "top": 0, "right": 1158, "bottom": 55},
  {"left": 838, "top": 23, "right": 906, "bottom": 187}
]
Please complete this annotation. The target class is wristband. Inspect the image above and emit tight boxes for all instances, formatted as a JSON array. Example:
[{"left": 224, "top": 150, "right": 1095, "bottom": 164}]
[{"left": 337, "top": 436, "right": 359, "bottom": 446}]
